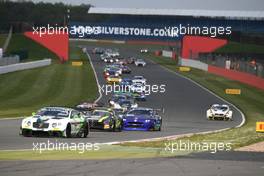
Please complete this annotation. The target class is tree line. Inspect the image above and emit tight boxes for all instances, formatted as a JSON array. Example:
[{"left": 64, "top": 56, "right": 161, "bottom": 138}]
[{"left": 0, "top": 0, "right": 101, "bottom": 33}]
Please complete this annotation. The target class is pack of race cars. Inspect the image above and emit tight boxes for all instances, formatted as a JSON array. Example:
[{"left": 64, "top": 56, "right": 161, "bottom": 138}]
[{"left": 19, "top": 47, "right": 233, "bottom": 138}]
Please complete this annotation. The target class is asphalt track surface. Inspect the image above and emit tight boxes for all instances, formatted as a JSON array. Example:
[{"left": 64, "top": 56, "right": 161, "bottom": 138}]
[
  {"left": 0, "top": 44, "right": 243, "bottom": 150},
  {"left": 1, "top": 151, "right": 263, "bottom": 176}
]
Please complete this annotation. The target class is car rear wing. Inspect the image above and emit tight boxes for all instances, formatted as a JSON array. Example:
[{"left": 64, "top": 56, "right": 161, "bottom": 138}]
[{"left": 154, "top": 108, "right": 165, "bottom": 114}]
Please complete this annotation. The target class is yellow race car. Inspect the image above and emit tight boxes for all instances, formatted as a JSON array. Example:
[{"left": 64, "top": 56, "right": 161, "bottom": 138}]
[{"left": 106, "top": 75, "right": 122, "bottom": 84}]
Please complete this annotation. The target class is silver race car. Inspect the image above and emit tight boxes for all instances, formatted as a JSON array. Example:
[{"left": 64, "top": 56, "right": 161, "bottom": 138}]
[{"left": 206, "top": 104, "right": 233, "bottom": 121}]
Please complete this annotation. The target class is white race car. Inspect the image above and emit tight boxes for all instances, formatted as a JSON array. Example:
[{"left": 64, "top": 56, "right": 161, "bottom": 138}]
[
  {"left": 140, "top": 49, "right": 148, "bottom": 53},
  {"left": 132, "top": 76, "right": 147, "bottom": 85},
  {"left": 20, "top": 107, "right": 89, "bottom": 138},
  {"left": 111, "top": 99, "right": 138, "bottom": 111},
  {"left": 130, "top": 82, "right": 146, "bottom": 93},
  {"left": 206, "top": 104, "right": 233, "bottom": 121},
  {"left": 135, "top": 59, "right": 146, "bottom": 67}
]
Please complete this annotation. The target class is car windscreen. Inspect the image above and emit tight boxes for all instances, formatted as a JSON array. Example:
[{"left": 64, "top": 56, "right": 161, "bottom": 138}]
[
  {"left": 127, "top": 109, "right": 151, "bottom": 116},
  {"left": 119, "top": 101, "right": 131, "bottom": 106},
  {"left": 37, "top": 110, "right": 69, "bottom": 117},
  {"left": 92, "top": 111, "right": 108, "bottom": 116},
  {"left": 213, "top": 106, "right": 228, "bottom": 111}
]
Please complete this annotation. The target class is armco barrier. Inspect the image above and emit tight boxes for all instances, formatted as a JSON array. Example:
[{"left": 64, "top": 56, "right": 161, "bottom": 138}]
[
  {"left": 179, "top": 57, "right": 208, "bottom": 71},
  {"left": 162, "top": 50, "right": 173, "bottom": 58},
  {"left": 208, "top": 65, "right": 264, "bottom": 90},
  {"left": 0, "top": 59, "right": 51, "bottom": 75},
  {"left": 0, "top": 55, "right": 19, "bottom": 66},
  {"left": 162, "top": 50, "right": 178, "bottom": 60}
]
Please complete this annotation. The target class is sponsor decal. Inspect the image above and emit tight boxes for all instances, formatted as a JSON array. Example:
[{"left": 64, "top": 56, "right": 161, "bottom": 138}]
[
  {"left": 225, "top": 89, "right": 241, "bottom": 95},
  {"left": 72, "top": 61, "right": 83, "bottom": 66},
  {"left": 179, "top": 67, "right": 191, "bottom": 72},
  {"left": 256, "top": 122, "right": 264, "bottom": 132}
]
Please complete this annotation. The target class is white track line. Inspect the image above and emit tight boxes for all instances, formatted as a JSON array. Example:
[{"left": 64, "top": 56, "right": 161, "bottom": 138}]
[
  {"left": 147, "top": 58, "right": 246, "bottom": 128},
  {"left": 85, "top": 51, "right": 102, "bottom": 103},
  {"left": 0, "top": 117, "right": 23, "bottom": 121},
  {"left": 0, "top": 47, "right": 246, "bottom": 147}
]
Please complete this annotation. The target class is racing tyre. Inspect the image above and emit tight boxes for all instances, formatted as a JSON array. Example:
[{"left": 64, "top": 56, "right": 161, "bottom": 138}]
[
  {"left": 116, "top": 121, "right": 122, "bottom": 132},
  {"left": 21, "top": 129, "right": 32, "bottom": 137},
  {"left": 112, "top": 120, "right": 116, "bottom": 132},
  {"left": 158, "top": 120, "right": 162, "bottom": 131},
  {"left": 82, "top": 122, "right": 89, "bottom": 138},
  {"left": 64, "top": 124, "right": 71, "bottom": 138}
]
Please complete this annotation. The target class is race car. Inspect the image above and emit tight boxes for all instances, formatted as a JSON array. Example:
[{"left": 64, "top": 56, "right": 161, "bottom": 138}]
[
  {"left": 123, "top": 57, "right": 136, "bottom": 64},
  {"left": 103, "top": 56, "right": 114, "bottom": 63},
  {"left": 122, "top": 107, "right": 162, "bottom": 131},
  {"left": 140, "top": 49, "right": 149, "bottom": 53},
  {"left": 111, "top": 99, "right": 138, "bottom": 111},
  {"left": 104, "top": 69, "right": 120, "bottom": 78},
  {"left": 105, "top": 49, "right": 120, "bottom": 57},
  {"left": 132, "top": 76, "right": 147, "bottom": 85},
  {"left": 130, "top": 82, "right": 145, "bottom": 93},
  {"left": 106, "top": 75, "right": 122, "bottom": 84},
  {"left": 87, "top": 108, "right": 122, "bottom": 131},
  {"left": 206, "top": 104, "right": 233, "bottom": 120},
  {"left": 109, "top": 92, "right": 134, "bottom": 106},
  {"left": 20, "top": 107, "right": 89, "bottom": 138},
  {"left": 104, "top": 65, "right": 122, "bottom": 75},
  {"left": 92, "top": 47, "right": 104, "bottom": 54},
  {"left": 135, "top": 59, "right": 146, "bottom": 67},
  {"left": 121, "top": 65, "right": 131, "bottom": 74},
  {"left": 76, "top": 102, "right": 104, "bottom": 111},
  {"left": 133, "top": 91, "right": 146, "bottom": 101},
  {"left": 100, "top": 53, "right": 110, "bottom": 62},
  {"left": 120, "top": 78, "right": 133, "bottom": 90}
]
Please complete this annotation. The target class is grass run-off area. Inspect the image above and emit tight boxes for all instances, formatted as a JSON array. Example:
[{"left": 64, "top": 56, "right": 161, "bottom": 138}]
[
  {"left": 121, "top": 53, "right": 264, "bottom": 149},
  {"left": 0, "top": 34, "right": 7, "bottom": 48},
  {"left": 215, "top": 41, "right": 264, "bottom": 54},
  {"left": 0, "top": 40, "right": 97, "bottom": 117},
  {"left": 6, "top": 34, "right": 58, "bottom": 61}
]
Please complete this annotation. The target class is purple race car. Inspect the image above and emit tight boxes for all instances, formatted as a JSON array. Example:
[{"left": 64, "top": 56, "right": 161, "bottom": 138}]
[{"left": 122, "top": 107, "right": 162, "bottom": 131}]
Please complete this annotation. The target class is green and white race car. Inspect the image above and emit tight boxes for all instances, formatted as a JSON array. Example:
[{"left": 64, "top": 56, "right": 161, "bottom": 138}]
[{"left": 20, "top": 107, "right": 89, "bottom": 138}]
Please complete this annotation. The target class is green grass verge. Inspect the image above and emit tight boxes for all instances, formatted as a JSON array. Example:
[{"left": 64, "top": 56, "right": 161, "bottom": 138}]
[
  {"left": 120, "top": 54, "right": 264, "bottom": 149},
  {"left": 6, "top": 34, "right": 58, "bottom": 60},
  {"left": 215, "top": 41, "right": 264, "bottom": 54},
  {"left": 0, "top": 34, "right": 7, "bottom": 48},
  {"left": 0, "top": 145, "right": 190, "bottom": 160},
  {"left": 0, "top": 44, "right": 97, "bottom": 117}
]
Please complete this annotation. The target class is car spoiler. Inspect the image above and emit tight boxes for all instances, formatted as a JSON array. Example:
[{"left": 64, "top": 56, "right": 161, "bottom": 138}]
[{"left": 154, "top": 108, "right": 165, "bottom": 114}]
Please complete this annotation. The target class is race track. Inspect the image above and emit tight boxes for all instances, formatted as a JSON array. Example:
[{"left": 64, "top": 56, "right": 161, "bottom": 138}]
[
  {"left": 0, "top": 44, "right": 243, "bottom": 150},
  {"left": 1, "top": 151, "right": 263, "bottom": 176}
]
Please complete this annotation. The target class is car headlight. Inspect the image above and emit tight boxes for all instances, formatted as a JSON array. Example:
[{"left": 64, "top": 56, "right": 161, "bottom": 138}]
[
  {"left": 225, "top": 111, "right": 231, "bottom": 117},
  {"left": 123, "top": 118, "right": 126, "bottom": 121},
  {"left": 52, "top": 123, "right": 57, "bottom": 128},
  {"left": 26, "top": 121, "right": 31, "bottom": 126},
  {"left": 119, "top": 79, "right": 122, "bottom": 82},
  {"left": 145, "top": 119, "right": 150, "bottom": 122}
]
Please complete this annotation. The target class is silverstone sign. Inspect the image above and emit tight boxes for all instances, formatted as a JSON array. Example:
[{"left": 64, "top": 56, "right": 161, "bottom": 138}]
[
  {"left": 69, "top": 22, "right": 232, "bottom": 40},
  {"left": 69, "top": 23, "right": 182, "bottom": 40}
]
